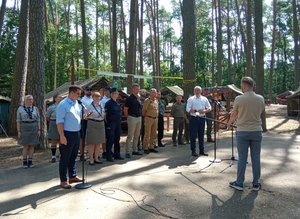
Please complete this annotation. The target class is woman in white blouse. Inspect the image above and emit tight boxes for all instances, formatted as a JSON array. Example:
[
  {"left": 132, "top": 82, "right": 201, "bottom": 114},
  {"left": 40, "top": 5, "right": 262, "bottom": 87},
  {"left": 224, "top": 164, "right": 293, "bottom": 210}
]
[{"left": 86, "top": 92, "right": 106, "bottom": 165}]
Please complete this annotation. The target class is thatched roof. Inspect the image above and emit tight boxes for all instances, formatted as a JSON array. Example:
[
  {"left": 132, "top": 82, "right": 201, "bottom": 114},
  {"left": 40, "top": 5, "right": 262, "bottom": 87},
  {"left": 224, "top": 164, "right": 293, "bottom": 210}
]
[
  {"left": 277, "top": 91, "right": 294, "bottom": 98},
  {"left": 287, "top": 87, "right": 300, "bottom": 99},
  {"left": 45, "top": 77, "right": 109, "bottom": 102},
  {"left": 0, "top": 95, "right": 11, "bottom": 102},
  {"left": 161, "top": 85, "right": 183, "bottom": 96}
]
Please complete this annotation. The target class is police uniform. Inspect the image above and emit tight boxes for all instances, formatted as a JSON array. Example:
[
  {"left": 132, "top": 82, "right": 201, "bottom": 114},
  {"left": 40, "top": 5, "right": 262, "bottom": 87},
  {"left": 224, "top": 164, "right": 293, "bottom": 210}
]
[
  {"left": 142, "top": 97, "right": 158, "bottom": 152},
  {"left": 157, "top": 98, "right": 166, "bottom": 146},
  {"left": 171, "top": 101, "right": 186, "bottom": 146},
  {"left": 105, "top": 94, "right": 122, "bottom": 161}
]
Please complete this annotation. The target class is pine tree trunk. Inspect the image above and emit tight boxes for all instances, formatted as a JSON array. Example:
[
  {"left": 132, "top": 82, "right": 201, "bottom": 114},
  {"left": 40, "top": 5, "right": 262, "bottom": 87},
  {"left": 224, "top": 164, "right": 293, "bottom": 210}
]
[
  {"left": 292, "top": 0, "right": 300, "bottom": 89},
  {"left": 138, "top": 0, "right": 144, "bottom": 88},
  {"left": 246, "top": 0, "right": 253, "bottom": 77},
  {"left": 226, "top": 0, "right": 231, "bottom": 83},
  {"left": 27, "top": 0, "right": 47, "bottom": 148},
  {"left": 120, "top": 0, "right": 128, "bottom": 61},
  {"left": 268, "top": 0, "right": 277, "bottom": 100},
  {"left": 254, "top": 0, "right": 266, "bottom": 131},
  {"left": 211, "top": 0, "right": 215, "bottom": 86},
  {"left": 0, "top": 0, "right": 7, "bottom": 36},
  {"left": 216, "top": 0, "right": 222, "bottom": 85},
  {"left": 112, "top": 0, "right": 118, "bottom": 74},
  {"left": 8, "top": 0, "right": 29, "bottom": 135},
  {"left": 182, "top": 0, "right": 196, "bottom": 100},
  {"left": 80, "top": 0, "right": 90, "bottom": 79},
  {"left": 126, "top": 0, "right": 138, "bottom": 94}
]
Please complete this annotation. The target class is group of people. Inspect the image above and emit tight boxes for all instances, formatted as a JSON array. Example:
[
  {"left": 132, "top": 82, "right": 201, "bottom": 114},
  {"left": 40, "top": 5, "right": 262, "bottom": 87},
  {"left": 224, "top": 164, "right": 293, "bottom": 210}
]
[{"left": 16, "top": 76, "right": 265, "bottom": 191}]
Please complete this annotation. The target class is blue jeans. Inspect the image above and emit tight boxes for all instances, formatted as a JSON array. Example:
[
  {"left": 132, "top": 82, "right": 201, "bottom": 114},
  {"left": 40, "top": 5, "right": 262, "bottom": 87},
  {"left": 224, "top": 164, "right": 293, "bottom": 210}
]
[
  {"left": 236, "top": 131, "right": 262, "bottom": 186},
  {"left": 189, "top": 116, "right": 206, "bottom": 153},
  {"left": 59, "top": 131, "right": 80, "bottom": 182}
]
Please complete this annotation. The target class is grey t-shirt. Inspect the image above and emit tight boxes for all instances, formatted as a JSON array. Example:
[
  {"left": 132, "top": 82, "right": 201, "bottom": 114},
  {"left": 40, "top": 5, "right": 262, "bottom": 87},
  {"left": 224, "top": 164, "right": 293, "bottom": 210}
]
[{"left": 233, "top": 91, "right": 265, "bottom": 131}]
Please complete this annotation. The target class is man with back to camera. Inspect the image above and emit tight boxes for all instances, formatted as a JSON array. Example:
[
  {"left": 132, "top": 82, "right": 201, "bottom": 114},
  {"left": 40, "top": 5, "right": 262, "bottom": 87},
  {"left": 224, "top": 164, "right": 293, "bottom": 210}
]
[
  {"left": 56, "top": 85, "right": 84, "bottom": 189},
  {"left": 186, "top": 86, "right": 211, "bottom": 157},
  {"left": 227, "top": 77, "right": 265, "bottom": 191}
]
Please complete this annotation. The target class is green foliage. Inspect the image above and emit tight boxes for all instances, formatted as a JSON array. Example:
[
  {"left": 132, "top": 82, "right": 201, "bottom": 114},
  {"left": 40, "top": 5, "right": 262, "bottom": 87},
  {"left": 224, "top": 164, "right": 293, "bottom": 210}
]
[{"left": 0, "top": 8, "right": 19, "bottom": 97}]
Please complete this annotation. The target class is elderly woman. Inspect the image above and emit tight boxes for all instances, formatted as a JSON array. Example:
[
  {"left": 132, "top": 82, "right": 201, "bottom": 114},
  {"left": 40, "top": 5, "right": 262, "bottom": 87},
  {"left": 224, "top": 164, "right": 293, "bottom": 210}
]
[
  {"left": 86, "top": 92, "right": 106, "bottom": 165},
  {"left": 16, "top": 95, "right": 40, "bottom": 168},
  {"left": 46, "top": 94, "right": 63, "bottom": 163}
]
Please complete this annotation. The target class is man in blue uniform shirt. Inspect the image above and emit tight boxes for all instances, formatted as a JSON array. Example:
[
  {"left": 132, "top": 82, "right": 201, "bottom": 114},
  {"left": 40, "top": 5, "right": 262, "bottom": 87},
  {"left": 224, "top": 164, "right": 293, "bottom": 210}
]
[{"left": 56, "top": 85, "right": 83, "bottom": 189}]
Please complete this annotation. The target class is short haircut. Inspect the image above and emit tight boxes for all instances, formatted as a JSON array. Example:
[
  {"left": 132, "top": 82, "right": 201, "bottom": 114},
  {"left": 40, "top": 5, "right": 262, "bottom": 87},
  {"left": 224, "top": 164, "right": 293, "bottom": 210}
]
[
  {"left": 194, "top": 86, "right": 202, "bottom": 91},
  {"left": 92, "top": 92, "right": 101, "bottom": 97},
  {"left": 241, "top": 77, "right": 255, "bottom": 88},
  {"left": 150, "top": 88, "right": 157, "bottom": 93},
  {"left": 132, "top": 83, "right": 140, "bottom": 89},
  {"left": 24, "top": 95, "right": 33, "bottom": 101},
  {"left": 69, "top": 85, "right": 82, "bottom": 93}
]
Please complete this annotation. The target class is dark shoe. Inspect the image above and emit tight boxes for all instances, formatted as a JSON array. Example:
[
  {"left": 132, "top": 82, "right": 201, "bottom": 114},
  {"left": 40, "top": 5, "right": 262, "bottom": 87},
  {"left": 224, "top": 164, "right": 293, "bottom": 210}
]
[
  {"left": 158, "top": 142, "right": 165, "bottom": 147},
  {"left": 149, "top": 149, "right": 158, "bottom": 153},
  {"left": 207, "top": 139, "right": 215, "bottom": 143},
  {"left": 229, "top": 181, "right": 243, "bottom": 191},
  {"left": 114, "top": 156, "right": 124, "bottom": 160},
  {"left": 154, "top": 145, "right": 158, "bottom": 148},
  {"left": 80, "top": 155, "right": 86, "bottom": 161},
  {"left": 252, "top": 183, "right": 261, "bottom": 191},
  {"left": 106, "top": 157, "right": 114, "bottom": 162},
  {"left": 186, "top": 140, "right": 190, "bottom": 144},
  {"left": 94, "top": 160, "right": 103, "bottom": 164},
  {"left": 69, "top": 176, "right": 83, "bottom": 184},
  {"left": 23, "top": 160, "right": 28, "bottom": 169},
  {"left": 125, "top": 153, "right": 131, "bottom": 158},
  {"left": 89, "top": 161, "right": 95, "bottom": 166},
  {"left": 28, "top": 159, "right": 35, "bottom": 168},
  {"left": 192, "top": 152, "right": 199, "bottom": 157},
  {"left": 132, "top": 151, "right": 143, "bottom": 155},
  {"left": 51, "top": 157, "right": 56, "bottom": 163},
  {"left": 144, "top": 150, "right": 150, "bottom": 154},
  {"left": 60, "top": 181, "right": 72, "bottom": 189},
  {"left": 173, "top": 142, "right": 177, "bottom": 147},
  {"left": 178, "top": 142, "right": 186, "bottom": 145},
  {"left": 200, "top": 152, "right": 209, "bottom": 156},
  {"left": 102, "top": 152, "right": 107, "bottom": 159}
]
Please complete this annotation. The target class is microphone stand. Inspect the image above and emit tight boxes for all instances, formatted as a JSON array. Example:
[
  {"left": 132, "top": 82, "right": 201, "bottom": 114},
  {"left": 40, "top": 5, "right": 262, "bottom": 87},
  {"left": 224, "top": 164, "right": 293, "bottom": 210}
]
[
  {"left": 209, "top": 101, "right": 221, "bottom": 163},
  {"left": 75, "top": 100, "right": 91, "bottom": 189},
  {"left": 205, "top": 115, "right": 237, "bottom": 164}
]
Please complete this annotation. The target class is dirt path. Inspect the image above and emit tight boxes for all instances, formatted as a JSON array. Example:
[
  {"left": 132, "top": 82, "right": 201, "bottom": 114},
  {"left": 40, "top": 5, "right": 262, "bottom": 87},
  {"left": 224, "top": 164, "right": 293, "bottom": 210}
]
[{"left": 0, "top": 104, "right": 298, "bottom": 169}]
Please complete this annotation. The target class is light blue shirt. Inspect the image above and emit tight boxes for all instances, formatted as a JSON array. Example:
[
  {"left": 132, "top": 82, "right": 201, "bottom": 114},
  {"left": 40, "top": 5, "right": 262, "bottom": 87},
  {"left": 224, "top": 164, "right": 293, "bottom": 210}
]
[{"left": 56, "top": 97, "right": 82, "bottom": 132}]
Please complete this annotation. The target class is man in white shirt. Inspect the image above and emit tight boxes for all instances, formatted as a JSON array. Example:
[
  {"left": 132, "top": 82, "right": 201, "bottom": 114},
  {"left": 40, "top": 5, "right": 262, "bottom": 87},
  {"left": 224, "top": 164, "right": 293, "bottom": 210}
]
[
  {"left": 186, "top": 86, "right": 211, "bottom": 157},
  {"left": 101, "top": 86, "right": 111, "bottom": 107},
  {"left": 79, "top": 85, "right": 93, "bottom": 161}
]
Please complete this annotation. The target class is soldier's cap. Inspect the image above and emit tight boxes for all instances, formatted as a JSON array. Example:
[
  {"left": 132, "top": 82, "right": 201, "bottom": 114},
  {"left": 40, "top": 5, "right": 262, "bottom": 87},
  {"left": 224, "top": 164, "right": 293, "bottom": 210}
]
[
  {"left": 110, "top": 87, "right": 118, "bottom": 93},
  {"left": 84, "top": 85, "right": 92, "bottom": 91},
  {"left": 105, "top": 86, "right": 112, "bottom": 91}
]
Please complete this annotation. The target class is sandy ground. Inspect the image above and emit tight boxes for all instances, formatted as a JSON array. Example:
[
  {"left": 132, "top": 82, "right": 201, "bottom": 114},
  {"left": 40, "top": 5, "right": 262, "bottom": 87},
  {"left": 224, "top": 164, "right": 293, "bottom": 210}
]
[{"left": 0, "top": 104, "right": 299, "bottom": 169}]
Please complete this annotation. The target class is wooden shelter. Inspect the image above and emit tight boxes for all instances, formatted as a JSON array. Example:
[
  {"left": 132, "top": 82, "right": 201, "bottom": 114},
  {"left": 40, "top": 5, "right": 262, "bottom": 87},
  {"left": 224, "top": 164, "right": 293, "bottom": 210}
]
[
  {"left": 45, "top": 77, "right": 110, "bottom": 103},
  {"left": 286, "top": 87, "right": 300, "bottom": 117},
  {"left": 0, "top": 95, "right": 11, "bottom": 135},
  {"left": 276, "top": 91, "right": 294, "bottom": 105}
]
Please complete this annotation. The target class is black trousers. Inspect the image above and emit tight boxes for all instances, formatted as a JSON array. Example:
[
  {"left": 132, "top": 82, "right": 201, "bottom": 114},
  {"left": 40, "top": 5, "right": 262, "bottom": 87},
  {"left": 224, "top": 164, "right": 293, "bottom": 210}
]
[
  {"left": 59, "top": 131, "right": 80, "bottom": 182},
  {"left": 157, "top": 115, "right": 164, "bottom": 144}
]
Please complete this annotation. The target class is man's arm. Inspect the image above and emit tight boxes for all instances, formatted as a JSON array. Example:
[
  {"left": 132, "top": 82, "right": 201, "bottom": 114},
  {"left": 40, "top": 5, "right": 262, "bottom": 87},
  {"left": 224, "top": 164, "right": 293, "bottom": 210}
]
[
  {"left": 57, "top": 123, "right": 67, "bottom": 145},
  {"left": 227, "top": 110, "right": 238, "bottom": 129}
]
